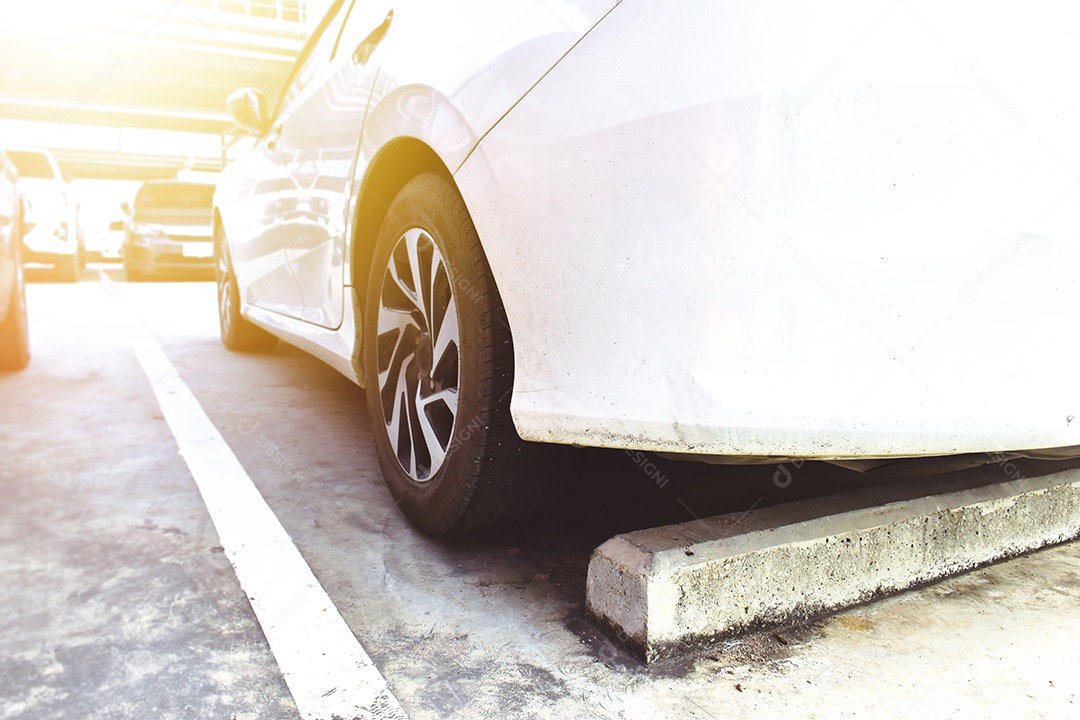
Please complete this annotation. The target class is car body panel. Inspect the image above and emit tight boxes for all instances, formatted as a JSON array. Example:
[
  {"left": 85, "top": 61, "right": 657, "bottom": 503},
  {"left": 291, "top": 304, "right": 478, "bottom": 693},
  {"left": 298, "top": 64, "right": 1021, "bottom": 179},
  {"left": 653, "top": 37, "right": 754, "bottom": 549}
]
[
  {"left": 226, "top": 142, "right": 304, "bottom": 313},
  {"left": 356, "top": 0, "right": 618, "bottom": 173},
  {"left": 0, "top": 149, "right": 29, "bottom": 369},
  {"left": 216, "top": 0, "right": 618, "bottom": 326},
  {"left": 0, "top": 152, "right": 20, "bottom": 321},
  {"left": 6, "top": 148, "right": 78, "bottom": 264},
  {"left": 455, "top": 0, "right": 1080, "bottom": 458},
  {"left": 272, "top": 0, "right": 394, "bottom": 329},
  {"left": 217, "top": 0, "right": 1080, "bottom": 461},
  {"left": 245, "top": 298, "right": 359, "bottom": 380}
]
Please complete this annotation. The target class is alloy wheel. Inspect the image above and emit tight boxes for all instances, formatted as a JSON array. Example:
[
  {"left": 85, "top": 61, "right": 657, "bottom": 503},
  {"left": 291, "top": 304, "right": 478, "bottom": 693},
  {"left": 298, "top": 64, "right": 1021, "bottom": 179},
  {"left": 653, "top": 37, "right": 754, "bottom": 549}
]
[
  {"left": 375, "top": 228, "right": 460, "bottom": 482},
  {"left": 217, "top": 245, "right": 234, "bottom": 338}
]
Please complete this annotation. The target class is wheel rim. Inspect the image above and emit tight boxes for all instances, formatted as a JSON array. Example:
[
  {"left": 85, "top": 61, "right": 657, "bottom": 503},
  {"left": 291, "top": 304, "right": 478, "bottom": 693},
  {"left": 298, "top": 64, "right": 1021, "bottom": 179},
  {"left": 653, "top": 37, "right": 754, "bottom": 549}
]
[
  {"left": 217, "top": 244, "right": 233, "bottom": 338},
  {"left": 376, "top": 227, "right": 460, "bottom": 482}
]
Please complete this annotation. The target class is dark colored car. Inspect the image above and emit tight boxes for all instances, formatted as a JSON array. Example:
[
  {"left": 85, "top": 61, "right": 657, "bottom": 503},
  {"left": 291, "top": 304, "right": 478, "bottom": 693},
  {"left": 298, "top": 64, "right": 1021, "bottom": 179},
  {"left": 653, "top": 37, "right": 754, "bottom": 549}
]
[
  {"left": 123, "top": 181, "right": 215, "bottom": 281},
  {"left": 0, "top": 150, "right": 30, "bottom": 370}
]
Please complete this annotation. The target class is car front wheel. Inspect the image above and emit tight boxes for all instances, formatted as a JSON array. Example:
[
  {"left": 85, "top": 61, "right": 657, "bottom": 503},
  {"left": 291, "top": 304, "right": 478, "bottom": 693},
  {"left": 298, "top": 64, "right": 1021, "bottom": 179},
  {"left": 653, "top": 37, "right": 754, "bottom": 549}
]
[
  {"left": 363, "top": 172, "right": 546, "bottom": 535},
  {"left": 216, "top": 224, "right": 277, "bottom": 352}
]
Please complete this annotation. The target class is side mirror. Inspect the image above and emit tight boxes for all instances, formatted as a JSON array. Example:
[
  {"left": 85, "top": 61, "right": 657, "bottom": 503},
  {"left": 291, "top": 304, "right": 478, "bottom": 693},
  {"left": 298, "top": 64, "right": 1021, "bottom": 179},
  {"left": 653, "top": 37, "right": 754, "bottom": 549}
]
[
  {"left": 120, "top": 201, "right": 131, "bottom": 215},
  {"left": 226, "top": 88, "right": 270, "bottom": 136}
]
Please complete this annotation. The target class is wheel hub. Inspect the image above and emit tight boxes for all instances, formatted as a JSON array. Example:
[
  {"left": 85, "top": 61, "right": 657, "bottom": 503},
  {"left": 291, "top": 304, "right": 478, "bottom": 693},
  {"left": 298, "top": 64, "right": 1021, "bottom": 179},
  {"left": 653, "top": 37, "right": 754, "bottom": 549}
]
[
  {"left": 374, "top": 228, "right": 460, "bottom": 482},
  {"left": 415, "top": 332, "right": 433, "bottom": 379}
]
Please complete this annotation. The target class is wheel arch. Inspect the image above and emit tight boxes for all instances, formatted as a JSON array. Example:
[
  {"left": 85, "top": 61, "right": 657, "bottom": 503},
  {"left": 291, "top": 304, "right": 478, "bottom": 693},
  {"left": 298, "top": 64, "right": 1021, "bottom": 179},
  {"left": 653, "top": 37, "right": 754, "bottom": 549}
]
[
  {"left": 211, "top": 207, "right": 224, "bottom": 243},
  {"left": 347, "top": 137, "right": 455, "bottom": 386}
]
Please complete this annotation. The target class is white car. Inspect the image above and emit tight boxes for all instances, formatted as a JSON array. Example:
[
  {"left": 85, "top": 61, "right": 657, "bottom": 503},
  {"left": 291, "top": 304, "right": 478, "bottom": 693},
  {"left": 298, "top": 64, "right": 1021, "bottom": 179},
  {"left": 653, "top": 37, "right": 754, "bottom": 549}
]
[
  {"left": 6, "top": 147, "right": 80, "bottom": 282},
  {"left": 215, "top": 1, "right": 1080, "bottom": 534}
]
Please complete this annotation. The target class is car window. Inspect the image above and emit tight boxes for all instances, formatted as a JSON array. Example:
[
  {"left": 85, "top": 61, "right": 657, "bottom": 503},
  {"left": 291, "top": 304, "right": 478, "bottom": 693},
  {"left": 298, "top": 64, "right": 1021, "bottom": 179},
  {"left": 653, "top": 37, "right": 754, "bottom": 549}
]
[
  {"left": 277, "top": 0, "right": 355, "bottom": 117},
  {"left": 7, "top": 150, "right": 56, "bottom": 180}
]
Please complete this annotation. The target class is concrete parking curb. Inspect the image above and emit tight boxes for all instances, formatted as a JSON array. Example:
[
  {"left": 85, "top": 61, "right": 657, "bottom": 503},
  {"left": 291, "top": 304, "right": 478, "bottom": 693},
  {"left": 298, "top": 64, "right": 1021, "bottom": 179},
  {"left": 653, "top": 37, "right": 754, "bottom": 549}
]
[{"left": 586, "top": 466, "right": 1080, "bottom": 662}]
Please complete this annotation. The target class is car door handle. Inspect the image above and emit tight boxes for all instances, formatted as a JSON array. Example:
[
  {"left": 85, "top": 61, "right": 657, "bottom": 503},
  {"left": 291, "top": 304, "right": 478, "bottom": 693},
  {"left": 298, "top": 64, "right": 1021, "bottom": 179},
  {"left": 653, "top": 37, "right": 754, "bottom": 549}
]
[{"left": 352, "top": 10, "right": 394, "bottom": 66}]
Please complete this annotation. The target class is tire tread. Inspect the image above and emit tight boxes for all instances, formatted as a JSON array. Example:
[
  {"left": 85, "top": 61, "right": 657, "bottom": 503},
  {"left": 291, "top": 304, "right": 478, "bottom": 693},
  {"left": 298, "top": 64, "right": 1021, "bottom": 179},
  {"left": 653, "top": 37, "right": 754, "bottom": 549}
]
[{"left": 365, "top": 172, "right": 550, "bottom": 535}]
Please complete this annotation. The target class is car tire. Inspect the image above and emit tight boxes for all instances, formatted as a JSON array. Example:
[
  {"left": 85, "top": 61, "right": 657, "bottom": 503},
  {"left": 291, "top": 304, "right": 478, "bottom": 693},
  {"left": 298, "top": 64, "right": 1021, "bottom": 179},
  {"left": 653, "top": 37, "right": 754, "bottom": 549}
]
[
  {"left": 363, "top": 172, "right": 548, "bottom": 535},
  {"left": 0, "top": 259, "right": 30, "bottom": 371},
  {"left": 216, "top": 225, "right": 277, "bottom": 352}
]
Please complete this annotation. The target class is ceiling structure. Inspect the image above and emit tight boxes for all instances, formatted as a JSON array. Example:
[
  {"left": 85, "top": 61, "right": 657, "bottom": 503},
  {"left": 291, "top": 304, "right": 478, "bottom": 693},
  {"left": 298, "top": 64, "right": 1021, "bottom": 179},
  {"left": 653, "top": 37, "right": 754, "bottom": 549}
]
[
  {"left": 47, "top": 146, "right": 227, "bottom": 182},
  {"left": 0, "top": 0, "right": 311, "bottom": 180}
]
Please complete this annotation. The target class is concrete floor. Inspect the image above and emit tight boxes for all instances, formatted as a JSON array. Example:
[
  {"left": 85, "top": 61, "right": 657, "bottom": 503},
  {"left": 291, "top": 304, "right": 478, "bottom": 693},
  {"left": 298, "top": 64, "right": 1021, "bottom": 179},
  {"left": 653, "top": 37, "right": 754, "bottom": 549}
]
[{"left": 1, "top": 271, "right": 1078, "bottom": 719}]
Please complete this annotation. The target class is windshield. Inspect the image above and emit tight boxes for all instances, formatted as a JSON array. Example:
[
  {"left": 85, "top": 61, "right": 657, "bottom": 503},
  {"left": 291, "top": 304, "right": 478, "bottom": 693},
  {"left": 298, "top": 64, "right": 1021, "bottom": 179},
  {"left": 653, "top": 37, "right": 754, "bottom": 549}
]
[
  {"left": 135, "top": 183, "right": 215, "bottom": 210},
  {"left": 7, "top": 150, "right": 57, "bottom": 179}
]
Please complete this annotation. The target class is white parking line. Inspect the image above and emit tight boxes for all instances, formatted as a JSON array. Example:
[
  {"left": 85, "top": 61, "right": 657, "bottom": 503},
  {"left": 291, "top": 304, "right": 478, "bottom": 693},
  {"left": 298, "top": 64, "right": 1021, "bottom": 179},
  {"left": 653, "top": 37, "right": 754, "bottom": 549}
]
[{"left": 130, "top": 328, "right": 408, "bottom": 720}]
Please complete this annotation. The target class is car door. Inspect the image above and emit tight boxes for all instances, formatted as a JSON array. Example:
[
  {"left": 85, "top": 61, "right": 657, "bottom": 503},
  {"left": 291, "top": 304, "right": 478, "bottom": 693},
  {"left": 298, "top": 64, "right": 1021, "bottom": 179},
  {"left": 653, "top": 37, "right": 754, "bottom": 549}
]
[
  {"left": 230, "top": 2, "right": 354, "bottom": 315},
  {"left": 274, "top": 1, "right": 395, "bottom": 328},
  {"left": 226, "top": 125, "right": 305, "bottom": 316}
]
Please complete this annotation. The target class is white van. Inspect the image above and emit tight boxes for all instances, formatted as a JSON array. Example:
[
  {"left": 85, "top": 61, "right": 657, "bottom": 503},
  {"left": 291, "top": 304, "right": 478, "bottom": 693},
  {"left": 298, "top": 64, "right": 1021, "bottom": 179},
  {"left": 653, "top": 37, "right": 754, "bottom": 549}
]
[{"left": 6, "top": 148, "right": 80, "bottom": 282}]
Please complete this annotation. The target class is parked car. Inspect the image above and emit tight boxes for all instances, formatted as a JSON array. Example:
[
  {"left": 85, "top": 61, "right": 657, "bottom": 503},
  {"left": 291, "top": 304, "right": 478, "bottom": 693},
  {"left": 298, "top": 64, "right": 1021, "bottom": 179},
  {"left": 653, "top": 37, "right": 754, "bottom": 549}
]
[
  {"left": 122, "top": 181, "right": 215, "bottom": 281},
  {"left": 0, "top": 150, "right": 30, "bottom": 371},
  {"left": 214, "top": 1, "right": 1080, "bottom": 534},
  {"left": 6, "top": 147, "right": 80, "bottom": 282},
  {"left": 83, "top": 219, "right": 125, "bottom": 263}
]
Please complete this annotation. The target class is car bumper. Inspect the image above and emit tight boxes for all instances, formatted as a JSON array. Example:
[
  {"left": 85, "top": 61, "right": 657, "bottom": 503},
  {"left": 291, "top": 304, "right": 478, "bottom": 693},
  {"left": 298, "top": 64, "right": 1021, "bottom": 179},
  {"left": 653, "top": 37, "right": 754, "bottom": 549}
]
[
  {"left": 22, "top": 224, "right": 77, "bottom": 262},
  {"left": 126, "top": 237, "right": 214, "bottom": 274},
  {"left": 457, "top": 1, "right": 1080, "bottom": 460}
]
